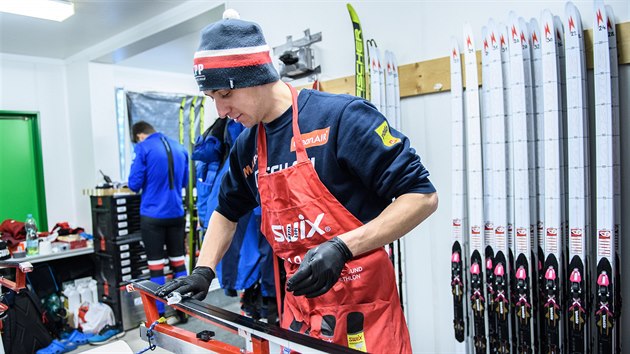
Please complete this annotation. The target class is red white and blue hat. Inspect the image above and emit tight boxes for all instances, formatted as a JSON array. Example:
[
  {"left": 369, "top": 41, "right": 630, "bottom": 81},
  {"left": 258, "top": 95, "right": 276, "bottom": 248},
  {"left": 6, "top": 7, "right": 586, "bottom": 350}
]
[{"left": 193, "top": 10, "right": 279, "bottom": 91}]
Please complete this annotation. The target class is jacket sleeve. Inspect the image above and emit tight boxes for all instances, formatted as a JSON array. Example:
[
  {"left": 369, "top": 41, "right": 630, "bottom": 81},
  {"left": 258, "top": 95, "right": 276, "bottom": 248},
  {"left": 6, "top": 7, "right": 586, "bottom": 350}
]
[
  {"left": 336, "top": 99, "right": 435, "bottom": 200},
  {"left": 182, "top": 149, "right": 189, "bottom": 189},
  {"left": 127, "top": 144, "right": 146, "bottom": 192},
  {"left": 215, "top": 142, "right": 259, "bottom": 222}
]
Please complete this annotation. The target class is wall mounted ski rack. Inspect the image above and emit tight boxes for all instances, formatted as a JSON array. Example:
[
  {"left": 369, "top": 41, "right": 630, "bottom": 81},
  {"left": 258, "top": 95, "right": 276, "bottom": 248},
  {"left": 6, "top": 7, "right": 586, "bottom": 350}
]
[{"left": 298, "top": 21, "right": 629, "bottom": 97}]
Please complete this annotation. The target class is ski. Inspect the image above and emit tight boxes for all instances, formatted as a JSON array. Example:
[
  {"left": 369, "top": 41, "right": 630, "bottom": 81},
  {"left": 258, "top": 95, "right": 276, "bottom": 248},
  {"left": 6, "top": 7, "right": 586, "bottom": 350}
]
[
  {"left": 480, "top": 25, "right": 498, "bottom": 354},
  {"left": 390, "top": 52, "right": 402, "bottom": 131},
  {"left": 385, "top": 50, "right": 397, "bottom": 129},
  {"left": 563, "top": 3, "right": 590, "bottom": 353},
  {"left": 540, "top": 10, "right": 564, "bottom": 353},
  {"left": 528, "top": 17, "right": 548, "bottom": 352},
  {"left": 519, "top": 16, "right": 539, "bottom": 354},
  {"left": 367, "top": 40, "right": 385, "bottom": 113},
  {"left": 347, "top": 3, "right": 366, "bottom": 99},
  {"left": 507, "top": 13, "right": 534, "bottom": 354},
  {"left": 488, "top": 19, "right": 510, "bottom": 354},
  {"left": 463, "top": 23, "right": 487, "bottom": 354},
  {"left": 450, "top": 37, "right": 467, "bottom": 344},
  {"left": 592, "top": 1, "right": 618, "bottom": 352},
  {"left": 604, "top": 5, "right": 622, "bottom": 354},
  {"left": 387, "top": 49, "right": 408, "bottom": 321}
]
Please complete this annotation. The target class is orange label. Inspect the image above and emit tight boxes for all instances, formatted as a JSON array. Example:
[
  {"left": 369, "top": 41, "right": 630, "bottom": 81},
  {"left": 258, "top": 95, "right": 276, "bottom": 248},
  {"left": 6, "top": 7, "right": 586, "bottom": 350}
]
[{"left": 290, "top": 127, "right": 330, "bottom": 151}]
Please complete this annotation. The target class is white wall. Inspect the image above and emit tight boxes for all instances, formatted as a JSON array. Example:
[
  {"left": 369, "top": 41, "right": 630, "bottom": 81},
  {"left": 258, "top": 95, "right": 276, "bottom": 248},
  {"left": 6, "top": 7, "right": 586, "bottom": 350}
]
[
  {"left": 0, "top": 54, "right": 77, "bottom": 229},
  {"left": 1, "top": 1, "right": 629, "bottom": 352}
]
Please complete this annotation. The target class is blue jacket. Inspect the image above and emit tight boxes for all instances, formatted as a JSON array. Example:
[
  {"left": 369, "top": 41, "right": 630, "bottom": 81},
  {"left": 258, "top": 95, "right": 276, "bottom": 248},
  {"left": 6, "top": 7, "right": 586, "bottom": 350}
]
[
  {"left": 194, "top": 120, "right": 274, "bottom": 295},
  {"left": 128, "top": 132, "right": 188, "bottom": 219}
]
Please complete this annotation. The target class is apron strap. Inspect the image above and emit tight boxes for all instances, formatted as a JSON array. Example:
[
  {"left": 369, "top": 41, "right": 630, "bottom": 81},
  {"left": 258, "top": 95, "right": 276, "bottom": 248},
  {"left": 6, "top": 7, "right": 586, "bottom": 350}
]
[{"left": 257, "top": 83, "right": 308, "bottom": 175}]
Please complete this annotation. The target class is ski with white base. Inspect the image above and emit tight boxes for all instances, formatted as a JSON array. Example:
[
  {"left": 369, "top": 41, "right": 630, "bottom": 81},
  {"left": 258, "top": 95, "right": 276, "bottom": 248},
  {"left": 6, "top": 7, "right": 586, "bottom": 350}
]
[
  {"left": 508, "top": 13, "right": 534, "bottom": 354},
  {"left": 563, "top": 3, "right": 590, "bottom": 353},
  {"left": 480, "top": 25, "right": 498, "bottom": 354},
  {"left": 540, "top": 10, "right": 564, "bottom": 353},
  {"left": 592, "top": 2, "right": 619, "bottom": 352},
  {"left": 450, "top": 37, "right": 468, "bottom": 345},
  {"left": 464, "top": 23, "right": 487, "bottom": 354}
]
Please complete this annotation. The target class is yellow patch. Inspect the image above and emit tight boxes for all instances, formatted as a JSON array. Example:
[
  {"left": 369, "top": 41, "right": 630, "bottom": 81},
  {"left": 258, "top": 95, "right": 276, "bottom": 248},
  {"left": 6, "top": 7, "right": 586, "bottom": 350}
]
[{"left": 374, "top": 121, "right": 401, "bottom": 147}]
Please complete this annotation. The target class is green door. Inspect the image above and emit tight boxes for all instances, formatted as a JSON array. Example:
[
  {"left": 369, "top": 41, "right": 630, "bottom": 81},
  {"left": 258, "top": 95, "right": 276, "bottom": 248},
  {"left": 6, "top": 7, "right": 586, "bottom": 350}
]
[{"left": 0, "top": 112, "right": 48, "bottom": 230}]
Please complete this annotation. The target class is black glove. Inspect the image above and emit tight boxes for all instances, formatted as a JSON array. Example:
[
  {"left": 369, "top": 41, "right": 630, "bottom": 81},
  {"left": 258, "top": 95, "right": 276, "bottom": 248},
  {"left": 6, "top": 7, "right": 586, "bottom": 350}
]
[
  {"left": 156, "top": 266, "right": 215, "bottom": 301},
  {"left": 286, "top": 237, "right": 353, "bottom": 298}
]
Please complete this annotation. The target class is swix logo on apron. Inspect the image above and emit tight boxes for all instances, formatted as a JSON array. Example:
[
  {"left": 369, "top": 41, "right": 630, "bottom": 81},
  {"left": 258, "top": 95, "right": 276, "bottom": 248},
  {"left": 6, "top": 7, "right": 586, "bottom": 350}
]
[
  {"left": 271, "top": 212, "right": 328, "bottom": 244},
  {"left": 256, "top": 84, "right": 412, "bottom": 353}
]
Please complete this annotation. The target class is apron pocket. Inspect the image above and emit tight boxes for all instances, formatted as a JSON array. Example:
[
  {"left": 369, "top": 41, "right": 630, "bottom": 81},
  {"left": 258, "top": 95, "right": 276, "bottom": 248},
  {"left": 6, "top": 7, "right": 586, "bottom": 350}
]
[{"left": 311, "top": 300, "right": 396, "bottom": 352}]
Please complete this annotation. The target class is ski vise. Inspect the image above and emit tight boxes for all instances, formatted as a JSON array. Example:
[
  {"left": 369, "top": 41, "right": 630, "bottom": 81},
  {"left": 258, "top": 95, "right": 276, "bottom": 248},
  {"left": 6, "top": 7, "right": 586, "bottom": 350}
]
[
  {"left": 273, "top": 29, "right": 322, "bottom": 80},
  {"left": 130, "top": 280, "right": 358, "bottom": 354}
]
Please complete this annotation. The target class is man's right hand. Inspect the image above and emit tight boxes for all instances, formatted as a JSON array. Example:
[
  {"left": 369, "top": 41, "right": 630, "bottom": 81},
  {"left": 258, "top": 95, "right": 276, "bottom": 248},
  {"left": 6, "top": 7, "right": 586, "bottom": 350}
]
[{"left": 156, "top": 266, "right": 215, "bottom": 301}]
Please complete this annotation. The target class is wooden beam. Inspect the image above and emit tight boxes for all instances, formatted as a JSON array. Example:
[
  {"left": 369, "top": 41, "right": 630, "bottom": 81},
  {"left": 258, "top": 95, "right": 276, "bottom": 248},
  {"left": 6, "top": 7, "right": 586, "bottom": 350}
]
[{"left": 298, "top": 21, "right": 629, "bottom": 97}]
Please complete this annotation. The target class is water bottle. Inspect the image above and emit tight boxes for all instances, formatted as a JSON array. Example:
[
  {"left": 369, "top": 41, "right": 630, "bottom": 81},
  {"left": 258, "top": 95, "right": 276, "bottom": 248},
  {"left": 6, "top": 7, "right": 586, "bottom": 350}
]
[{"left": 25, "top": 214, "right": 39, "bottom": 256}]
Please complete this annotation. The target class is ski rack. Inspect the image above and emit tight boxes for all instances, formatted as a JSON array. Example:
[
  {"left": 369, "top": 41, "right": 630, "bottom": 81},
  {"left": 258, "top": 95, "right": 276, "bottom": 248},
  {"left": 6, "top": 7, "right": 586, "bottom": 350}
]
[
  {"left": 131, "top": 280, "right": 359, "bottom": 354},
  {"left": 0, "top": 260, "right": 34, "bottom": 292}
]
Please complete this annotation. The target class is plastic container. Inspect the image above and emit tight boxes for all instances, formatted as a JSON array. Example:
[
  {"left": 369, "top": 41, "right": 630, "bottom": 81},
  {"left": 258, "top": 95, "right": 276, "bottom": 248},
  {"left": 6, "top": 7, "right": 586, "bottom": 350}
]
[
  {"left": 25, "top": 214, "right": 39, "bottom": 256},
  {"left": 64, "top": 285, "right": 81, "bottom": 316},
  {"left": 78, "top": 283, "right": 93, "bottom": 305},
  {"left": 88, "top": 279, "right": 98, "bottom": 304}
]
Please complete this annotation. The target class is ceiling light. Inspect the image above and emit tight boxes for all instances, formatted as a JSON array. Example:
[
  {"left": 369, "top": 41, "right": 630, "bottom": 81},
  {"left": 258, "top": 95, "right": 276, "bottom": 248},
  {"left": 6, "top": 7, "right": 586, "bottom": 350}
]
[{"left": 0, "top": 0, "right": 75, "bottom": 22}]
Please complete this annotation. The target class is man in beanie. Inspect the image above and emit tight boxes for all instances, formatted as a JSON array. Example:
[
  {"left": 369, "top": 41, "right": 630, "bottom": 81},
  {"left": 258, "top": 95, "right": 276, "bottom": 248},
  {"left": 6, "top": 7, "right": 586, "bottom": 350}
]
[{"left": 157, "top": 10, "right": 437, "bottom": 353}]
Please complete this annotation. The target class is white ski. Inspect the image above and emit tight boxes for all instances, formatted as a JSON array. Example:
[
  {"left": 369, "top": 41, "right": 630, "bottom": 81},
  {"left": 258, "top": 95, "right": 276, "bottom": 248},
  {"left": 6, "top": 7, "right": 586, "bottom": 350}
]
[
  {"left": 391, "top": 52, "right": 402, "bottom": 131},
  {"left": 367, "top": 40, "right": 384, "bottom": 113},
  {"left": 519, "top": 17, "right": 539, "bottom": 354},
  {"left": 463, "top": 23, "right": 487, "bottom": 354},
  {"left": 488, "top": 19, "right": 510, "bottom": 353},
  {"left": 604, "top": 6, "right": 622, "bottom": 353},
  {"left": 540, "top": 10, "right": 564, "bottom": 353},
  {"left": 385, "top": 50, "right": 397, "bottom": 129},
  {"left": 593, "top": 1, "right": 618, "bottom": 352},
  {"left": 563, "top": 3, "right": 589, "bottom": 353},
  {"left": 480, "top": 24, "right": 497, "bottom": 354},
  {"left": 528, "top": 17, "right": 547, "bottom": 348},
  {"left": 450, "top": 37, "right": 468, "bottom": 347},
  {"left": 508, "top": 13, "right": 534, "bottom": 353}
]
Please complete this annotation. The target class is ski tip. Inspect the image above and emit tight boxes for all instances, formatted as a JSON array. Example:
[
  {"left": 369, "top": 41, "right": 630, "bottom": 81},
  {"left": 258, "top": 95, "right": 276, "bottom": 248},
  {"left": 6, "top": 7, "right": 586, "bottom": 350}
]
[{"left": 347, "top": 3, "right": 358, "bottom": 18}]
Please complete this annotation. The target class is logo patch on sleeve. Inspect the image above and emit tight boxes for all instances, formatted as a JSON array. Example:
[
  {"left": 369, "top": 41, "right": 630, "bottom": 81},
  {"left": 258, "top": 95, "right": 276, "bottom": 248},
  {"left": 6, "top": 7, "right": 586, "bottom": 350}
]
[{"left": 374, "top": 121, "right": 401, "bottom": 147}]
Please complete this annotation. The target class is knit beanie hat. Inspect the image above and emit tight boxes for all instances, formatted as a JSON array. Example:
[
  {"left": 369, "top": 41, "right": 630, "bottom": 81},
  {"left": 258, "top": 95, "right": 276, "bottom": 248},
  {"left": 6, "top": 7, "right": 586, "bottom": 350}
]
[{"left": 193, "top": 10, "right": 280, "bottom": 91}]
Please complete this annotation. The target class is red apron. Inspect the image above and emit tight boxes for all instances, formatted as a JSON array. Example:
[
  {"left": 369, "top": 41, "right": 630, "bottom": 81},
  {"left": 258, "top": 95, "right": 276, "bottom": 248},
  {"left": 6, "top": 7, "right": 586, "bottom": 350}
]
[{"left": 257, "top": 84, "right": 412, "bottom": 353}]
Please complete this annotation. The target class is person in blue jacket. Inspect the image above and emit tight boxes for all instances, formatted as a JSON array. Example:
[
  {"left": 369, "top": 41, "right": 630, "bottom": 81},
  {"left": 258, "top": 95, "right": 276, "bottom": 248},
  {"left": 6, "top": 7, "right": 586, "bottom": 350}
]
[
  {"left": 128, "top": 121, "right": 189, "bottom": 316},
  {"left": 194, "top": 118, "right": 277, "bottom": 323}
]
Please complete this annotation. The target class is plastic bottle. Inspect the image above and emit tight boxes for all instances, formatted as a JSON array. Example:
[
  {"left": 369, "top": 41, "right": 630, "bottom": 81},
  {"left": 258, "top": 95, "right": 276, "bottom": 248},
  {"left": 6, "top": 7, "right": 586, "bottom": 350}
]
[
  {"left": 25, "top": 214, "right": 39, "bottom": 256},
  {"left": 88, "top": 279, "right": 98, "bottom": 304},
  {"left": 63, "top": 285, "right": 81, "bottom": 315},
  {"left": 78, "top": 283, "right": 93, "bottom": 305}
]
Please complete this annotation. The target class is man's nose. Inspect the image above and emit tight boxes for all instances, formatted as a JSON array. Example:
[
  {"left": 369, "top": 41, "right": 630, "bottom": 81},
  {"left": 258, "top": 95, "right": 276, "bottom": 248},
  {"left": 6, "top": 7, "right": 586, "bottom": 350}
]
[{"left": 215, "top": 100, "right": 230, "bottom": 118}]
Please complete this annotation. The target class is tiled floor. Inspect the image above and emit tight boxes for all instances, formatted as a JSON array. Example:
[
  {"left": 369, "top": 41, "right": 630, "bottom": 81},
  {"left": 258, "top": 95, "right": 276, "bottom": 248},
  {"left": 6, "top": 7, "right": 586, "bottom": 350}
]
[{"left": 73, "top": 288, "right": 243, "bottom": 354}]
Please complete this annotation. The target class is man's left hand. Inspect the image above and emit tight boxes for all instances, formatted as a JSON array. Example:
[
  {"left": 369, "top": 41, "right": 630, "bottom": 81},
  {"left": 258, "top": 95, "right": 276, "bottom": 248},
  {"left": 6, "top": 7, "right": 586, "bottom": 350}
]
[{"left": 286, "top": 237, "right": 353, "bottom": 298}]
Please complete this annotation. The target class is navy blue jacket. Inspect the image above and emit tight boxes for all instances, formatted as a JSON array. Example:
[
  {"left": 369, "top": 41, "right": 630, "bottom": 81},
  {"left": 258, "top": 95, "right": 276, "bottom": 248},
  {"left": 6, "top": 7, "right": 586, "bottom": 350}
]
[
  {"left": 216, "top": 89, "right": 435, "bottom": 223},
  {"left": 128, "top": 132, "right": 188, "bottom": 219}
]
